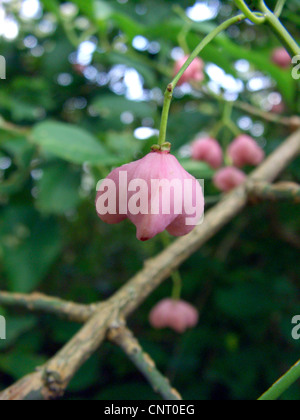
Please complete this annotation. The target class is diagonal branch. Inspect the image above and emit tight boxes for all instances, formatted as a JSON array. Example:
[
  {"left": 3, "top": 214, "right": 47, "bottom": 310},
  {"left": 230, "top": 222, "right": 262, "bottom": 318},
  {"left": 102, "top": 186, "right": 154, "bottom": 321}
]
[
  {"left": 0, "top": 129, "right": 299, "bottom": 401},
  {"left": 0, "top": 292, "right": 95, "bottom": 323},
  {"left": 108, "top": 324, "right": 182, "bottom": 400},
  {"left": 258, "top": 359, "right": 300, "bottom": 400}
]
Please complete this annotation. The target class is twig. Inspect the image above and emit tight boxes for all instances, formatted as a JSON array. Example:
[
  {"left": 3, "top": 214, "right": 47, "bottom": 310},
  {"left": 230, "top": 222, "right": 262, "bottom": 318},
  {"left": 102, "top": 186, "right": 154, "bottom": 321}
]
[
  {"left": 234, "top": 101, "right": 300, "bottom": 128},
  {"left": 248, "top": 181, "right": 300, "bottom": 202},
  {"left": 198, "top": 89, "right": 300, "bottom": 128},
  {"left": 0, "top": 129, "right": 299, "bottom": 400},
  {"left": 108, "top": 325, "right": 182, "bottom": 400},
  {"left": 0, "top": 292, "right": 95, "bottom": 323},
  {"left": 0, "top": 116, "right": 30, "bottom": 136}
]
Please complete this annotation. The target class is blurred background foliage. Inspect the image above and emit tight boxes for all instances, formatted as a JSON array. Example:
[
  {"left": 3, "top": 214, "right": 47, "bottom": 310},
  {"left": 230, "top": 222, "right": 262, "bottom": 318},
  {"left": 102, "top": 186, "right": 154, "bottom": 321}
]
[{"left": 0, "top": 0, "right": 299, "bottom": 400}]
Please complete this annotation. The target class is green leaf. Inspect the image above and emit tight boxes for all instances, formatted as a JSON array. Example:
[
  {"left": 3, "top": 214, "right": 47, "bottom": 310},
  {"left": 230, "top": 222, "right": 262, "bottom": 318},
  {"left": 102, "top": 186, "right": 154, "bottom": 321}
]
[
  {"left": 36, "top": 162, "right": 81, "bottom": 215},
  {"left": 215, "top": 37, "right": 295, "bottom": 105},
  {"left": 179, "top": 159, "right": 214, "bottom": 179},
  {"left": 106, "top": 51, "right": 156, "bottom": 86},
  {"left": 32, "top": 121, "right": 115, "bottom": 165},
  {"left": 106, "top": 131, "right": 143, "bottom": 161},
  {"left": 0, "top": 315, "right": 37, "bottom": 350},
  {"left": 1, "top": 137, "right": 35, "bottom": 167},
  {"left": 0, "top": 207, "right": 63, "bottom": 292},
  {"left": 0, "top": 351, "right": 47, "bottom": 379},
  {"left": 68, "top": 354, "right": 101, "bottom": 392},
  {"left": 111, "top": 12, "right": 145, "bottom": 41},
  {"left": 92, "top": 94, "right": 156, "bottom": 119}
]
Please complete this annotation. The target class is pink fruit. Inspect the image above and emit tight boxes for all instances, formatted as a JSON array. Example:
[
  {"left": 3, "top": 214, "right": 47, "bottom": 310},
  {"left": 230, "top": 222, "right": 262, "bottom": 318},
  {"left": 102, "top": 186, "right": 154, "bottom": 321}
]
[
  {"left": 149, "top": 298, "right": 199, "bottom": 333},
  {"left": 174, "top": 56, "right": 204, "bottom": 86},
  {"left": 213, "top": 167, "right": 246, "bottom": 192},
  {"left": 191, "top": 137, "right": 223, "bottom": 169},
  {"left": 228, "top": 135, "right": 265, "bottom": 167},
  {"left": 271, "top": 48, "right": 291, "bottom": 69},
  {"left": 271, "top": 102, "right": 285, "bottom": 114},
  {"left": 96, "top": 151, "right": 204, "bottom": 241}
]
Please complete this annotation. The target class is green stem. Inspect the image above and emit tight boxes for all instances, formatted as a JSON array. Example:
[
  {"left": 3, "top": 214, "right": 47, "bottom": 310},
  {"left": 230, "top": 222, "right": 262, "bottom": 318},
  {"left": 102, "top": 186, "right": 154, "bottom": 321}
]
[
  {"left": 172, "top": 13, "right": 252, "bottom": 88},
  {"left": 158, "top": 84, "right": 173, "bottom": 146},
  {"left": 178, "top": 25, "right": 191, "bottom": 55},
  {"left": 258, "top": 0, "right": 300, "bottom": 56},
  {"left": 225, "top": 120, "right": 241, "bottom": 137},
  {"left": 161, "top": 233, "right": 183, "bottom": 300},
  {"left": 222, "top": 101, "right": 241, "bottom": 137},
  {"left": 210, "top": 120, "right": 224, "bottom": 138},
  {"left": 222, "top": 101, "right": 234, "bottom": 124},
  {"left": 0, "top": 116, "right": 30, "bottom": 136},
  {"left": 233, "top": 0, "right": 266, "bottom": 24},
  {"left": 274, "top": 0, "right": 287, "bottom": 17},
  {"left": 158, "top": 13, "right": 253, "bottom": 146},
  {"left": 171, "top": 270, "right": 182, "bottom": 301},
  {"left": 258, "top": 360, "right": 300, "bottom": 400}
]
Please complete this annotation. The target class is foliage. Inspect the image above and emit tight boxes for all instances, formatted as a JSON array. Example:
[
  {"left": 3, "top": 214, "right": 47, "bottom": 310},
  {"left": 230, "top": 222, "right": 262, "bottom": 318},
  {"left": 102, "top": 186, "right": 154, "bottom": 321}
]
[{"left": 0, "top": 0, "right": 299, "bottom": 400}]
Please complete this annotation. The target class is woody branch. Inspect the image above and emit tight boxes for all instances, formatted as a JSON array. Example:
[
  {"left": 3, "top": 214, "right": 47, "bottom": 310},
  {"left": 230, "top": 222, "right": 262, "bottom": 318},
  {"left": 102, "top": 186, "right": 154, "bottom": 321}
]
[{"left": 0, "top": 128, "right": 299, "bottom": 401}]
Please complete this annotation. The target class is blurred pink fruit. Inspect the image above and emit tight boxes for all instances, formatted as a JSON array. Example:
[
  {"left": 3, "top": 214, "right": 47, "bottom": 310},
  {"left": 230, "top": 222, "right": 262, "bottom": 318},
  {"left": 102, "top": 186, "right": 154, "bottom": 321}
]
[
  {"left": 271, "top": 102, "right": 285, "bottom": 114},
  {"left": 149, "top": 298, "right": 199, "bottom": 333},
  {"left": 174, "top": 56, "right": 204, "bottom": 86},
  {"left": 228, "top": 135, "right": 265, "bottom": 167},
  {"left": 213, "top": 167, "right": 246, "bottom": 192},
  {"left": 271, "top": 48, "right": 291, "bottom": 69},
  {"left": 191, "top": 137, "right": 223, "bottom": 169}
]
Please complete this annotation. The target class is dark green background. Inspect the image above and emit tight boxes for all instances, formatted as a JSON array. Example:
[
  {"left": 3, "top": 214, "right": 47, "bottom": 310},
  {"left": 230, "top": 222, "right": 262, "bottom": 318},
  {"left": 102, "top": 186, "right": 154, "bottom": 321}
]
[{"left": 0, "top": 0, "right": 299, "bottom": 400}]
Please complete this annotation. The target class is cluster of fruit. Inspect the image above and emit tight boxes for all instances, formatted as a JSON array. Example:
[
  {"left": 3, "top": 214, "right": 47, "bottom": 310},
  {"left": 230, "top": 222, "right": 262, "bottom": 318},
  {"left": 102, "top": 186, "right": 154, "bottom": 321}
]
[{"left": 191, "top": 135, "right": 264, "bottom": 192}]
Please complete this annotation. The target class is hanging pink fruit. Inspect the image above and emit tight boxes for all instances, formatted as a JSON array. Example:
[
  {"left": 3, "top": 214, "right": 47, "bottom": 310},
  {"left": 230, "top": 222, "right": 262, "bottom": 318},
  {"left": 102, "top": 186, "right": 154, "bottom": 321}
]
[
  {"left": 174, "top": 56, "right": 204, "bottom": 86},
  {"left": 149, "top": 298, "right": 199, "bottom": 333},
  {"left": 271, "top": 47, "right": 291, "bottom": 69},
  {"left": 228, "top": 135, "right": 265, "bottom": 167},
  {"left": 191, "top": 137, "right": 223, "bottom": 169},
  {"left": 96, "top": 150, "right": 204, "bottom": 241},
  {"left": 213, "top": 167, "right": 246, "bottom": 192}
]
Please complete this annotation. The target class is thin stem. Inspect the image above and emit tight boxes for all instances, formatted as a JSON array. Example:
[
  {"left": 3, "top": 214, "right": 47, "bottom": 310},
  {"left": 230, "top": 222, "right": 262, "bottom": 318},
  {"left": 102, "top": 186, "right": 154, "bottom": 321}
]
[
  {"left": 0, "top": 116, "right": 30, "bottom": 136},
  {"left": 172, "top": 14, "right": 250, "bottom": 88},
  {"left": 274, "top": 0, "right": 287, "bottom": 17},
  {"left": 158, "top": 13, "right": 252, "bottom": 146},
  {"left": 233, "top": 0, "right": 266, "bottom": 24},
  {"left": 222, "top": 101, "right": 241, "bottom": 138},
  {"left": 210, "top": 120, "right": 224, "bottom": 138},
  {"left": 258, "top": 0, "right": 300, "bottom": 56},
  {"left": 178, "top": 25, "right": 191, "bottom": 55},
  {"left": 258, "top": 360, "right": 300, "bottom": 400},
  {"left": 233, "top": 100, "right": 300, "bottom": 127},
  {"left": 222, "top": 101, "right": 234, "bottom": 124},
  {"left": 161, "top": 233, "right": 183, "bottom": 300},
  {"left": 225, "top": 120, "right": 241, "bottom": 137},
  {"left": 199, "top": 87, "right": 300, "bottom": 127},
  {"left": 158, "top": 84, "right": 173, "bottom": 146},
  {"left": 171, "top": 271, "right": 182, "bottom": 301}
]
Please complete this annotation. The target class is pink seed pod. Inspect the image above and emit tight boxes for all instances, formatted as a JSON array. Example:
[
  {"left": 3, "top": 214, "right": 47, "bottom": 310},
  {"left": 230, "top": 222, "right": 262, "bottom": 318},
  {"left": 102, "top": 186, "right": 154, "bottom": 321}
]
[
  {"left": 191, "top": 137, "right": 223, "bottom": 169},
  {"left": 213, "top": 167, "right": 246, "bottom": 192},
  {"left": 174, "top": 55, "right": 204, "bottom": 86},
  {"left": 228, "top": 135, "right": 265, "bottom": 168},
  {"left": 271, "top": 48, "right": 291, "bottom": 69},
  {"left": 271, "top": 102, "right": 285, "bottom": 114},
  {"left": 149, "top": 299, "right": 199, "bottom": 333},
  {"left": 96, "top": 151, "right": 204, "bottom": 241}
]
